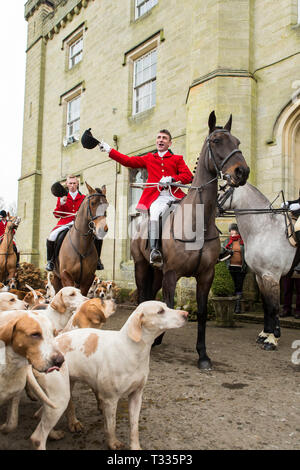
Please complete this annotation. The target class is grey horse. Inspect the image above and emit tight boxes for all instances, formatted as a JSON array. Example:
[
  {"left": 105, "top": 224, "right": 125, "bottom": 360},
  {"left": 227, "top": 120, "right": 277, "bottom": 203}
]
[{"left": 218, "top": 182, "right": 296, "bottom": 350}]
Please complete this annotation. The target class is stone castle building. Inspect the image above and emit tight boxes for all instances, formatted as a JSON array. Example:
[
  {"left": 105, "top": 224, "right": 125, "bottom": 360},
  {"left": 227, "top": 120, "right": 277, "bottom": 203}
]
[{"left": 18, "top": 0, "right": 300, "bottom": 287}]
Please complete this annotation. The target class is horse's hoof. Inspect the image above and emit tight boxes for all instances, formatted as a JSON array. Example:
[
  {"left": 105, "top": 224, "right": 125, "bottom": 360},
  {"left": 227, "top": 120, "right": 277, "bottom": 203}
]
[
  {"left": 197, "top": 358, "right": 212, "bottom": 370},
  {"left": 263, "top": 342, "right": 277, "bottom": 351}
]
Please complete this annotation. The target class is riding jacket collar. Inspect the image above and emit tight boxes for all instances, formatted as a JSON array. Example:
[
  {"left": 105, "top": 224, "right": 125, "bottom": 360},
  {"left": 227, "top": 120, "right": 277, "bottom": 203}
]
[{"left": 153, "top": 150, "right": 173, "bottom": 158}]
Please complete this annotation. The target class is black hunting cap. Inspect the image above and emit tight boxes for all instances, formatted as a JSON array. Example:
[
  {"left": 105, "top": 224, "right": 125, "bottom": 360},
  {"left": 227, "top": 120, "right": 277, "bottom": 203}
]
[
  {"left": 81, "top": 128, "right": 100, "bottom": 149},
  {"left": 51, "top": 182, "right": 68, "bottom": 198},
  {"left": 0, "top": 210, "right": 7, "bottom": 218}
]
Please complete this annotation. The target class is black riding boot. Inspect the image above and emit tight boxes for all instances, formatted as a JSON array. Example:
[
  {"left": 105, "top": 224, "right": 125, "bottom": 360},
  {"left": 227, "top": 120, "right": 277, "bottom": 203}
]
[
  {"left": 149, "top": 221, "right": 163, "bottom": 267},
  {"left": 13, "top": 245, "right": 20, "bottom": 268},
  {"left": 294, "top": 231, "right": 300, "bottom": 273},
  {"left": 45, "top": 240, "right": 55, "bottom": 271},
  {"left": 94, "top": 238, "right": 104, "bottom": 270},
  {"left": 234, "top": 294, "right": 242, "bottom": 314}
]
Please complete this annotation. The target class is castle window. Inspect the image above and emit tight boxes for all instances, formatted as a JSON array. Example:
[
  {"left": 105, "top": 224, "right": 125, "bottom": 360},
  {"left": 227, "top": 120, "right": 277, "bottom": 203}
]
[
  {"left": 67, "top": 95, "right": 81, "bottom": 140},
  {"left": 133, "top": 49, "right": 157, "bottom": 114},
  {"left": 135, "top": 0, "right": 158, "bottom": 19},
  {"left": 69, "top": 35, "right": 83, "bottom": 69}
]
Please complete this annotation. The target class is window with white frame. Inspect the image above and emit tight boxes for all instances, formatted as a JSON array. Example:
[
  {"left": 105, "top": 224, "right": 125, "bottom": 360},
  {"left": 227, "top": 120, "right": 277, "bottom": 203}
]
[
  {"left": 298, "top": 0, "right": 300, "bottom": 24},
  {"left": 66, "top": 95, "right": 81, "bottom": 140},
  {"left": 69, "top": 35, "right": 83, "bottom": 69},
  {"left": 135, "top": 0, "right": 158, "bottom": 19},
  {"left": 133, "top": 49, "right": 157, "bottom": 115}
]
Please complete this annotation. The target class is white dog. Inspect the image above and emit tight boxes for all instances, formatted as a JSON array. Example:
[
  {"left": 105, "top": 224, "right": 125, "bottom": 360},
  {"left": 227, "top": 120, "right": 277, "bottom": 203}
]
[{"left": 29, "top": 301, "right": 188, "bottom": 450}]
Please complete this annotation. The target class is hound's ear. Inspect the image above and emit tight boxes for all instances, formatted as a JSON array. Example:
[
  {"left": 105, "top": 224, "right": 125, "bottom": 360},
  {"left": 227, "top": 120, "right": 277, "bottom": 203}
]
[
  {"left": 0, "top": 318, "right": 18, "bottom": 345},
  {"left": 127, "top": 310, "right": 144, "bottom": 343},
  {"left": 50, "top": 290, "right": 66, "bottom": 313},
  {"left": 208, "top": 111, "right": 216, "bottom": 134},
  {"left": 224, "top": 114, "right": 232, "bottom": 132},
  {"left": 85, "top": 181, "right": 95, "bottom": 195},
  {"left": 101, "top": 185, "right": 106, "bottom": 196}
]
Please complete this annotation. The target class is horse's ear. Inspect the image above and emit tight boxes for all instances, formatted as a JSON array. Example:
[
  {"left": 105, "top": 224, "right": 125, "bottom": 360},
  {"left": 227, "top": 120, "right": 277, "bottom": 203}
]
[
  {"left": 101, "top": 185, "right": 106, "bottom": 196},
  {"left": 85, "top": 181, "right": 95, "bottom": 195},
  {"left": 208, "top": 111, "right": 216, "bottom": 133},
  {"left": 7, "top": 212, "right": 10, "bottom": 219},
  {"left": 224, "top": 114, "right": 232, "bottom": 132}
]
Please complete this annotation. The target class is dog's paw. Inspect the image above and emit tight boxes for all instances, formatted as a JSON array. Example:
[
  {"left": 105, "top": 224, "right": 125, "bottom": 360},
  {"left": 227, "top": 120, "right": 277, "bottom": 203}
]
[
  {"left": 49, "top": 429, "right": 65, "bottom": 440},
  {"left": 68, "top": 419, "right": 84, "bottom": 433},
  {"left": 108, "top": 439, "right": 126, "bottom": 450}
]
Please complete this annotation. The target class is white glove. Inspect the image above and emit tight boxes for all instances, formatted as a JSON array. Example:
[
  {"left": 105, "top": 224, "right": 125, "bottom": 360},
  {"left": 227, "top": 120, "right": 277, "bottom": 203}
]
[
  {"left": 159, "top": 176, "right": 173, "bottom": 185},
  {"left": 60, "top": 196, "right": 67, "bottom": 205},
  {"left": 99, "top": 140, "right": 111, "bottom": 153},
  {"left": 289, "top": 203, "right": 300, "bottom": 211},
  {"left": 281, "top": 202, "right": 289, "bottom": 208}
]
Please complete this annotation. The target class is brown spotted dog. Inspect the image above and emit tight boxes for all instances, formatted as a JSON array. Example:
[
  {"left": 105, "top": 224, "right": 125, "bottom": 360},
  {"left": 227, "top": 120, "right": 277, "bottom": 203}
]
[
  {"left": 61, "top": 297, "right": 116, "bottom": 332},
  {"left": 45, "top": 272, "right": 55, "bottom": 303},
  {"left": 23, "top": 290, "right": 46, "bottom": 309},
  {"left": 8, "top": 289, "right": 27, "bottom": 300},
  {"left": 0, "top": 282, "right": 8, "bottom": 292},
  {"left": 0, "top": 292, "right": 28, "bottom": 311},
  {"left": 87, "top": 276, "right": 102, "bottom": 299},
  {"left": 104, "top": 281, "right": 120, "bottom": 300},
  {"left": 94, "top": 281, "right": 108, "bottom": 300}
]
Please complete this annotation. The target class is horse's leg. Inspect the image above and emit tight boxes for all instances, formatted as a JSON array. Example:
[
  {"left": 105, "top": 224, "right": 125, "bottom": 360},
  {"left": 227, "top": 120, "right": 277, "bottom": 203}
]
[
  {"left": 134, "top": 259, "right": 154, "bottom": 303},
  {"left": 151, "top": 269, "right": 163, "bottom": 299},
  {"left": 196, "top": 271, "right": 214, "bottom": 370},
  {"left": 256, "top": 274, "right": 281, "bottom": 351},
  {"left": 153, "top": 270, "right": 177, "bottom": 347},
  {"left": 52, "top": 274, "right": 62, "bottom": 294},
  {"left": 61, "top": 269, "right": 75, "bottom": 287}
]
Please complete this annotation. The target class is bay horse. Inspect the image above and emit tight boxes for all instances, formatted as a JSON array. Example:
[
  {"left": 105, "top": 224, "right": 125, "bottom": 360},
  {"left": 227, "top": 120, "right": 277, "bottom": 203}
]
[
  {"left": 131, "top": 111, "right": 250, "bottom": 369},
  {"left": 52, "top": 183, "right": 108, "bottom": 296},
  {"left": 0, "top": 215, "right": 21, "bottom": 288},
  {"left": 217, "top": 182, "right": 297, "bottom": 350}
]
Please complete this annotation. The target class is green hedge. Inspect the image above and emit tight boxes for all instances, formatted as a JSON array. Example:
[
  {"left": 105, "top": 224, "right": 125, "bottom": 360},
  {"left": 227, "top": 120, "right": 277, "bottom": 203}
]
[{"left": 210, "top": 261, "right": 235, "bottom": 297}]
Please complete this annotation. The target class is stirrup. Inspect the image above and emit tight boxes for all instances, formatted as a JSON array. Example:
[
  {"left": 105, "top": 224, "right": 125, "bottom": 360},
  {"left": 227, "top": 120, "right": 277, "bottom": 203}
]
[{"left": 45, "top": 260, "right": 54, "bottom": 272}]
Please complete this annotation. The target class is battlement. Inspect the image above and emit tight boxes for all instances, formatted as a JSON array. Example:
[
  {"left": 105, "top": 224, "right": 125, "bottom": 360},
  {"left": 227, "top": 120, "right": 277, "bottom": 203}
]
[{"left": 24, "top": 0, "right": 55, "bottom": 20}]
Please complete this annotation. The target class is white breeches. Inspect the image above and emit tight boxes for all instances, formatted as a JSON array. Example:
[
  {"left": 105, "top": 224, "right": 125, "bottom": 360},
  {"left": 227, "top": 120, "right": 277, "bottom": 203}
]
[
  {"left": 149, "top": 190, "right": 176, "bottom": 222},
  {"left": 48, "top": 222, "right": 74, "bottom": 242}
]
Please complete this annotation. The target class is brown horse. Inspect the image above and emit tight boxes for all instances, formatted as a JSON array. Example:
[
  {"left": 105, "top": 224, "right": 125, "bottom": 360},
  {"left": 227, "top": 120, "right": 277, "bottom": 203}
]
[
  {"left": 0, "top": 214, "right": 21, "bottom": 288},
  {"left": 131, "top": 111, "right": 250, "bottom": 369},
  {"left": 52, "top": 183, "right": 108, "bottom": 296}
]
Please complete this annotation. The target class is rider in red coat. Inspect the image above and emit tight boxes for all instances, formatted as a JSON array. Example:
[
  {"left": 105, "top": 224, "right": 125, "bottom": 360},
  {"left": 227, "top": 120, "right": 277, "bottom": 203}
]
[
  {"left": 0, "top": 210, "right": 20, "bottom": 268},
  {"left": 46, "top": 176, "right": 103, "bottom": 271},
  {"left": 99, "top": 129, "right": 193, "bottom": 266}
]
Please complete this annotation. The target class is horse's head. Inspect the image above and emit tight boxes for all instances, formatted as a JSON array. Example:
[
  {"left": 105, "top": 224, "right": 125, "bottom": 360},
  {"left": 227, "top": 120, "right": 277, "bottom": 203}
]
[
  {"left": 7, "top": 215, "right": 21, "bottom": 230},
  {"left": 85, "top": 182, "right": 109, "bottom": 240},
  {"left": 206, "top": 111, "right": 250, "bottom": 187}
]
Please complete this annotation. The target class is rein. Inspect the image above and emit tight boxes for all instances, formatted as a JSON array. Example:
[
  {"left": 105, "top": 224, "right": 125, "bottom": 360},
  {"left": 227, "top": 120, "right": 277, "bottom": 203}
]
[
  {"left": 73, "top": 192, "right": 107, "bottom": 237},
  {"left": 217, "top": 186, "right": 290, "bottom": 216}
]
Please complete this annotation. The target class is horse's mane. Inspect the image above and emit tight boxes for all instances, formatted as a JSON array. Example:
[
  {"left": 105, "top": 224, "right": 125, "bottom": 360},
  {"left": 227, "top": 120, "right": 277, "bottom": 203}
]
[{"left": 245, "top": 182, "right": 271, "bottom": 205}]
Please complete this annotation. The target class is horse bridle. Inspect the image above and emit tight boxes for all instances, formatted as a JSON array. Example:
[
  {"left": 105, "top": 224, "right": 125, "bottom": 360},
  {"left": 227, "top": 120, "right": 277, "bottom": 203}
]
[
  {"left": 216, "top": 185, "right": 234, "bottom": 214},
  {"left": 74, "top": 191, "right": 108, "bottom": 237},
  {"left": 206, "top": 129, "right": 243, "bottom": 180}
]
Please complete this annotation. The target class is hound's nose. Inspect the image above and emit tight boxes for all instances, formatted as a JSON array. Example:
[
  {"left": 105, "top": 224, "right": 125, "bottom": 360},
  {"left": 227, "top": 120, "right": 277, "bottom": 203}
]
[
  {"left": 180, "top": 310, "right": 189, "bottom": 319},
  {"left": 51, "top": 352, "right": 64, "bottom": 369},
  {"left": 24, "top": 302, "right": 29, "bottom": 310}
]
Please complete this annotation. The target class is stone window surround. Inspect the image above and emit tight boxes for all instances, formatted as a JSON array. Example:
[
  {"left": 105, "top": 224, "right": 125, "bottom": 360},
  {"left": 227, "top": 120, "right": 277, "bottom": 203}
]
[
  {"left": 123, "top": 30, "right": 164, "bottom": 118},
  {"left": 61, "top": 22, "right": 87, "bottom": 71},
  {"left": 59, "top": 82, "right": 85, "bottom": 146}
]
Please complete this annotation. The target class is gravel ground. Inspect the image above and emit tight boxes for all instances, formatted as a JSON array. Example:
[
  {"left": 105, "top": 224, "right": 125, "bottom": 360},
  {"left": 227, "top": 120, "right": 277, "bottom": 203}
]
[{"left": 0, "top": 305, "right": 299, "bottom": 450}]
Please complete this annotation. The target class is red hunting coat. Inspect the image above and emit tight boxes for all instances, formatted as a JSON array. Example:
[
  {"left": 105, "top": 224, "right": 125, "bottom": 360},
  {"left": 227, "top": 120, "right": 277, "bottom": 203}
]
[
  {"left": 52, "top": 192, "right": 85, "bottom": 231},
  {"left": 0, "top": 219, "right": 16, "bottom": 246},
  {"left": 108, "top": 149, "right": 193, "bottom": 211}
]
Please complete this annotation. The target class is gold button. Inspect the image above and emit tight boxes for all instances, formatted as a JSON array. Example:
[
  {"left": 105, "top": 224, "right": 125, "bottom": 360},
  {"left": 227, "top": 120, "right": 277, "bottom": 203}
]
[{"left": 162, "top": 169, "right": 164, "bottom": 173}]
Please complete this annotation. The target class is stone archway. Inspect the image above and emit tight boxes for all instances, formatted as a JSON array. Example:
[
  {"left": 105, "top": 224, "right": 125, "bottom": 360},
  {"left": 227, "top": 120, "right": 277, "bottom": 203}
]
[{"left": 273, "top": 100, "right": 300, "bottom": 200}]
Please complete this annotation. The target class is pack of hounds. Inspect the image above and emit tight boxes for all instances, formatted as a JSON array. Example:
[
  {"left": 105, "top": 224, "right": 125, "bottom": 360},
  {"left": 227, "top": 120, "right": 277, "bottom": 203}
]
[{"left": 0, "top": 274, "right": 188, "bottom": 450}]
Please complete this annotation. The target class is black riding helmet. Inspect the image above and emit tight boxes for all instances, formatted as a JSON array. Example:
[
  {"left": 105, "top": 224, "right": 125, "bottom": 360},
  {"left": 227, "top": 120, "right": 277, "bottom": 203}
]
[
  {"left": 81, "top": 128, "right": 100, "bottom": 149},
  {"left": 0, "top": 210, "right": 7, "bottom": 218},
  {"left": 51, "top": 182, "right": 69, "bottom": 198}
]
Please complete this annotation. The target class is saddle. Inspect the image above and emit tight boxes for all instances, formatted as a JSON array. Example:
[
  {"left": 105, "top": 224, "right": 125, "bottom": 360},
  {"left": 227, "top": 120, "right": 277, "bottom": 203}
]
[{"left": 54, "top": 228, "right": 69, "bottom": 260}]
